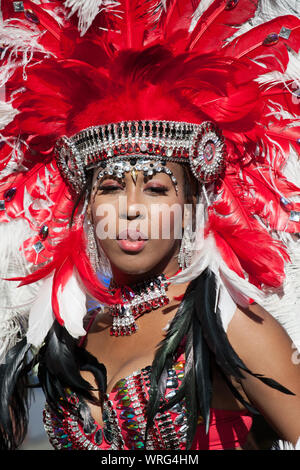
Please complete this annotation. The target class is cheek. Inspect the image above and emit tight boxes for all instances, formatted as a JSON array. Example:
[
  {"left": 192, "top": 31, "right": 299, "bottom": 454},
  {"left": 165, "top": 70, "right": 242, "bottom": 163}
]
[{"left": 150, "top": 203, "right": 183, "bottom": 240}]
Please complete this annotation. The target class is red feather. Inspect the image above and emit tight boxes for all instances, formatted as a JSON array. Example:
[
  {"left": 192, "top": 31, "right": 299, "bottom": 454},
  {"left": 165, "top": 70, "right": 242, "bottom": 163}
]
[{"left": 187, "top": 0, "right": 259, "bottom": 53}]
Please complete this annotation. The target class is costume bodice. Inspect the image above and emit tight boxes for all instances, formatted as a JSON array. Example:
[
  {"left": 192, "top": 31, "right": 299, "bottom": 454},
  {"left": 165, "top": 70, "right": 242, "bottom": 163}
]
[{"left": 43, "top": 356, "right": 252, "bottom": 450}]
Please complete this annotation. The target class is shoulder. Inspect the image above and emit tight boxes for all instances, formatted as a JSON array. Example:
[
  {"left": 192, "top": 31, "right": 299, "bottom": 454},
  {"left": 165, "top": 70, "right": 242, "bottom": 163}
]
[
  {"left": 227, "top": 303, "right": 296, "bottom": 369},
  {"left": 226, "top": 303, "right": 300, "bottom": 397}
]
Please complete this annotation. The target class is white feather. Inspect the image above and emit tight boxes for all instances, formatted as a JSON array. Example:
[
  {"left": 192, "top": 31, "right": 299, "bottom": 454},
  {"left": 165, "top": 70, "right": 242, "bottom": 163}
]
[
  {"left": 57, "top": 269, "right": 87, "bottom": 339},
  {"left": 26, "top": 274, "right": 55, "bottom": 348},
  {"left": 64, "top": 0, "right": 120, "bottom": 36},
  {"left": 0, "top": 218, "right": 40, "bottom": 362},
  {"left": 189, "top": 0, "right": 215, "bottom": 32}
]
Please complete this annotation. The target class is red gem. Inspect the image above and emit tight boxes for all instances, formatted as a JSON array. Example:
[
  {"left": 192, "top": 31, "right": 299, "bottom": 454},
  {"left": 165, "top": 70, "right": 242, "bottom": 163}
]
[
  {"left": 114, "top": 147, "right": 119, "bottom": 155},
  {"left": 160, "top": 147, "right": 166, "bottom": 156},
  {"left": 225, "top": 0, "right": 238, "bottom": 10},
  {"left": 120, "top": 144, "right": 126, "bottom": 154},
  {"left": 263, "top": 33, "right": 279, "bottom": 46},
  {"left": 148, "top": 144, "right": 154, "bottom": 153},
  {"left": 177, "top": 149, "right": 182, "bottom": 157},
  {"left": 127, "top": 144, "right": 133, "bottom": 153},
  {"left": 134, "top": 144, "right": 140, "bottom": 152},
  {"left": 155, "top": 146, "right": 161, "bottom": 154}
]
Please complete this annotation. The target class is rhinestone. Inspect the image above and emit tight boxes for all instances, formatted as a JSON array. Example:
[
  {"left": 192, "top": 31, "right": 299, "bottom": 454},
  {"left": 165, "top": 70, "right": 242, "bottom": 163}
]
[
  {"left": 179, "top": 424, "right": 188, "bottom": 435},
  {"left": 0, "top": 200, "right": 5, "bottom": 211},
  {"left": 174, "top": 361, "right": 184, "bottom": 370},
  {"left": 263, "top": 33, "right": 279, "bottom": 46},
  {"left": 13, "top": 1, "right": 24, "bottom": 12},
  {"left": 167, "top": 369, "right": 177, "bottom": 377},
  {"left": 103, "top": 427, "right": 113, "bottom": 444},
  {"left": 166, "top": 377, "right": 179, "bottom": 389},
  {"left": 132, "top": 441, "right": 144, "bottom": 449},
  {"left": 174, "top": 414, "right": 185, "bottom": 425},
  {"left": 177, "top": 371, "right": 184, "bottom": 379},
  {"left": 39, "top": 224, "right": 49, "bottom": 240},
  {"left": 33, "top": 241, "right": 44, "bottom": 254},
  {"left": 279, "top": 26, "right": 291, "bottom": 39},
  {"left": 120, "top": 409, "right": 135, "bottom": 420},
  {"left": 24, "top": 9, "right": 40, "bottom": 24},
  {"left": 140, "top": 144, "right": 147, "bottom": 152},
  {"left": 165, "top": 390, "right": 176, "bottom": 399},
  {"left": 290, "top": 211, "right": 300, "bottom": 222},
  {"left": 169, "top": 403, "right": 182, "bottom": 413},
  {"left": 4, "top": 187, "right": 16, "bottom": 201},
  {"left": 124, "top": 421, "right": 139, "bottom": 431}
]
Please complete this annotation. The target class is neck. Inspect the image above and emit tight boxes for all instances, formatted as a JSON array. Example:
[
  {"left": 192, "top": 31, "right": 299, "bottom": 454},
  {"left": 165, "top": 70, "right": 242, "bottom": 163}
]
[{"left": 110, "top": 250, "right": 181, "bottom": 288}]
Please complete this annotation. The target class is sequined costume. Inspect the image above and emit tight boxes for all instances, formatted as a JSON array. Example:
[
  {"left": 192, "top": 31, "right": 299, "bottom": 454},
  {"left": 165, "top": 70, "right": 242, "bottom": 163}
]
[
  {"left": 43, "top": 357, "right": 252, "bottom": 450},
  {"left": 0, "top": 0, "right": 300, "bottom": 452}
]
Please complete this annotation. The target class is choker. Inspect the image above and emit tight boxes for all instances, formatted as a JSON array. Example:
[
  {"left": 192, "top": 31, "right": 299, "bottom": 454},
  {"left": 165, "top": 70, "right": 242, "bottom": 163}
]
[{"left": 108, "top": 273, "right": 172, "bottom": 337}]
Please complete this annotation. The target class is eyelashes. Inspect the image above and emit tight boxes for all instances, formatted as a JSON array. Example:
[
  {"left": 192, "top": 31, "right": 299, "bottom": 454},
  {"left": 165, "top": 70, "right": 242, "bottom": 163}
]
[{"left": 97, "top": 184, "right": 169, "bottom": 194}]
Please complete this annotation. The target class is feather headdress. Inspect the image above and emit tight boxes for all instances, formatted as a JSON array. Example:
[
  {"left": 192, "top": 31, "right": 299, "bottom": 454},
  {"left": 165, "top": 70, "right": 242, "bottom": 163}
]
[{"left": 0, "top": 0, "right": 299, "bottom": 358}]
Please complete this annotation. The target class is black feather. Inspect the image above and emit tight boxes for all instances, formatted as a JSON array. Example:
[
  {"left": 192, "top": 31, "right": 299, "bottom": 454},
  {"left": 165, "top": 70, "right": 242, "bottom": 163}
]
[{"left": 0, "top": 338, "right": 32, "bottom": 449}]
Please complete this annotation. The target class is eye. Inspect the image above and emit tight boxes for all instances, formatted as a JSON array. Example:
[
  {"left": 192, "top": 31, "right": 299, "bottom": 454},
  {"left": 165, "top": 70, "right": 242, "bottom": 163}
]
[
  {"left": 97, "top": 181, "right": 123, "bottom": 192},
  {"left": 145, "top": 185, "right": 169, "bottom": 194}
]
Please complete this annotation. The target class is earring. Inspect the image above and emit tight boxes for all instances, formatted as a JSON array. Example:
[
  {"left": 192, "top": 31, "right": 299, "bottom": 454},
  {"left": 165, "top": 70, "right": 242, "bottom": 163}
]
[
  {"left": 178, "top": 224, "right": 193, "bottom": 269},
  {"left": 87, "top": 219, "right": 101, "bottom": 273}
]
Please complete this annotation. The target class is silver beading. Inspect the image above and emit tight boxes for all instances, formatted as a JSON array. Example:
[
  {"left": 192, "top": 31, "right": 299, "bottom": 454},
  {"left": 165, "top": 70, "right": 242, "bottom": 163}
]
[{"left": 54, "top": 120, "right": 226, "bottom": 193}]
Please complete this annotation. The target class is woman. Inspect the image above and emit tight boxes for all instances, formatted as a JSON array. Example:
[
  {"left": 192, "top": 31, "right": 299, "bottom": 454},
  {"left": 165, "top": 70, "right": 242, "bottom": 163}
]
[{"left": 0, "top": 0, "right": 300, "bottom": 451}]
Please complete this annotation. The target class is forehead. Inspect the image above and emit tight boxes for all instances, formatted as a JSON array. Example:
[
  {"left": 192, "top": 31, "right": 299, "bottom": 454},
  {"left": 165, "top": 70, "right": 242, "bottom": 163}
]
[{"left": 91, "top": 158, "right": 187, "bottom": 185}]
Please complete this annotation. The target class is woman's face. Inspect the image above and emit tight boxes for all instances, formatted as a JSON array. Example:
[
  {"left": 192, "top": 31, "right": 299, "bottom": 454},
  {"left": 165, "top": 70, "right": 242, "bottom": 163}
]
[{"left": 89, "top": 160, "right": 193, "bottom": 282}]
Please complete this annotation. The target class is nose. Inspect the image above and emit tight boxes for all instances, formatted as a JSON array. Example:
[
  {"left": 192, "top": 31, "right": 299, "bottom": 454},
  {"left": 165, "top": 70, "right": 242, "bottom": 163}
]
[{"left": 119, "top": 184, "right": 147, "bottom": 221}]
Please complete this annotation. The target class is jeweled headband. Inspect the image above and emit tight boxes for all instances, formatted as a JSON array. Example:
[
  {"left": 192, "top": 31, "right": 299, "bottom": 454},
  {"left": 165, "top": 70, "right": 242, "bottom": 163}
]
[{"left": 54, "top": 120, "right": 226, "bottom": 193}]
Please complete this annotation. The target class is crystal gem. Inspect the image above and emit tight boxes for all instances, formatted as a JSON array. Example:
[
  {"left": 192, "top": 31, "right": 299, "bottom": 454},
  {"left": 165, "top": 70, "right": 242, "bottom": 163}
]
[
  {"left": 167, "top": 369, "right": 176, "bottom": 377},
  {"left": 0, "top": 200, "right": 5, "bottom": 211},
  {"left": 279, "top": 26, "right": 291, "bottom": 39},
  {"left": 165, "top": 390, "right": 176, "bottom": 399},
  {"left": 13, "top": 1, "right": 24, "bottom": 12},
  {"left": 25, "top": 9, "right": 40, "bottom": 24},
  {"left": 4, "top": 187, "right": 16, "bottom": 201},
  {"left": 169, "top": 403, "right": 182, "bottom": 413},
  {"left": 33, "top": 241, "right": 44, "bottom": 254},
  {"left": 119, "top": 396, "right": 131, "bottom": 406},
  {"left": 290, "top": 211, "right": 300, "bottom": 222},
  {"left": 124, "top": 421, "right": 139, "bottom": 431},
  {"left": 39, "top": 224, "right": 49, "bottom": 240},
  {"left": 263, "top": 33, "right": 279, "bottom": 46},
  {"left": 280, "top": 196, "right": 293, "bottom": 212},
  {"left": 103, "top": 427, "right": 113, "bottom": 444},
  {"left": 132, "top": 440, "right": 144, "bottom": 449},
  {"left": 179, "top": 424, "right": 188, "bottom": 435},
  {"left": 174, "top": 361, "right": 184, "bottom": 370},
  {"left": 203, "top": 141, "right": 215, "bottom": 162},
  {"left": 174, "top": 414, "right": 185, "bottom": 426},
  {"left": 225, "top": 0, "right": 238, "bottom": 10},
  {"left": 120, "top": 409, "right": 135, "bottom": 420},
  {"left": 166, "top": 377, "right": 179, "bottom": 389}
]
